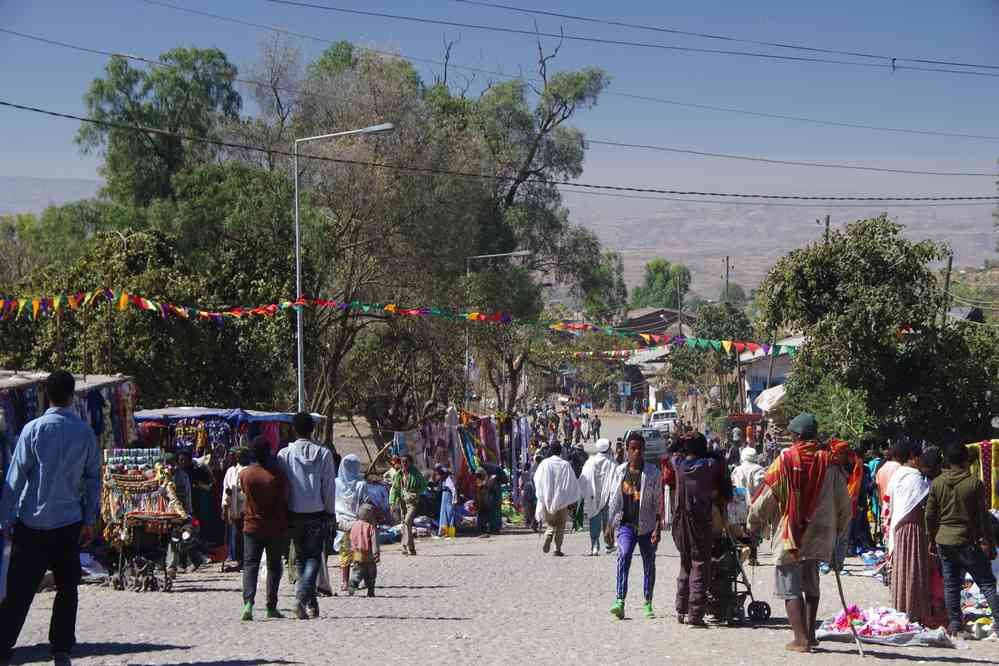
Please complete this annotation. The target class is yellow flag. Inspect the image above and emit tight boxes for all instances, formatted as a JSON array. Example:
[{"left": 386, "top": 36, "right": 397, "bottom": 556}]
[
  {"left": 721, "top": 340, "right": 732, "bottom": 354},
  {"left": 118, "top": 292, "right": 129, "bottom": 311}
]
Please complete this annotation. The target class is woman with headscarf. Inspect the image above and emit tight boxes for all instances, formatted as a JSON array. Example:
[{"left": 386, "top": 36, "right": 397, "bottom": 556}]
[
  {"left": 435, "top": 466, "right": 458, "bottom": 538},
  {"left": 335, "top": 454, "right": 368, "bottom": 593},
  {"left": 886, "top": 442, "right": 933, "bottom": 624}
]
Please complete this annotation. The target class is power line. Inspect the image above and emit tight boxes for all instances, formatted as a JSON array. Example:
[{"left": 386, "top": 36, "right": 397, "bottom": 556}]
[
  {"left": 259, "top": 0, "right": 999, "bottom": 79},
  {"left": 586, "top": 139, "right": 994, "bottom": 177},
  {"left": 557, "top": 188, "right": 998, "bottom": 208},
  {"left": 7, "top": 26, "right": 994, "bottom": 180},
  {"left": 138, "top": 0, "right": 515, "bottom": 81},
  {"left": 449, "top": 0, "right": 999, "bottom": 73},
  {"left": 3, "top": 99, "right": 998, "bottom": 203},
  {"left": 137, "top": 1, "right": 999, "bottom": 142},
  {"left": 606, "top": 92, "right": 999, "bottom": 142}
]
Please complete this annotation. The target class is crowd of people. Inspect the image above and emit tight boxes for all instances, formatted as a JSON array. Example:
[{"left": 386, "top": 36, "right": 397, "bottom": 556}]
[{"left": 2, "top": 371, "right": 999, "bottom": 663}]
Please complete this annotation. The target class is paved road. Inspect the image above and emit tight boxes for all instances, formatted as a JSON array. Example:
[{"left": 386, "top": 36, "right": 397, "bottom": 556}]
[
  {"left": 13, "top": 530, "right": 993, "bottom": 665},
  {"left": 9, "top": 413, "right": 996, "bottom": 664}
]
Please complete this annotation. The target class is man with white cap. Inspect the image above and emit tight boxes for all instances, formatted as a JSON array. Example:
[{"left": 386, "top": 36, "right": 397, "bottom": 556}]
[
  {"left": 580, "top": 438, "right": 616, "bottom": 555},
  {"left": 732, "top": 445, "right": 766, "bottom": 565}
]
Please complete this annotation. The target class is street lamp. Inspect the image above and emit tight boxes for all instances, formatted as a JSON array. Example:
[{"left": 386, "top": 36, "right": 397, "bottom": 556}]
[
  {"left": 293, "top": 122, "right": 396, "bottom": 411},
  {"left": 463, "top": 250, "right": 532, "bottom": 407}
]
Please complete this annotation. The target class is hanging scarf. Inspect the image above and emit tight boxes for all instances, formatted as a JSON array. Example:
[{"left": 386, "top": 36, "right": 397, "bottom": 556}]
[
  {"left": 829, "top": 439, "right": 864, "bottom": 514},
  {"left": 760, "top": 441, "right": 831, "bottom": 557}
]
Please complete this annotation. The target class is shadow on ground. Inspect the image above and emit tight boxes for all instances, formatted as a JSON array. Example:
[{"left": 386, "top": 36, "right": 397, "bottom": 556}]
[{"left": 13, "top": 641, "right": 188, "bottom": 664}]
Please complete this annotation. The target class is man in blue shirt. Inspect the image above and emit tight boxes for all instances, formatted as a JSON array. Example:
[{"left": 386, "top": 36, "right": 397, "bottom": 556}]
[{"left": 0, "top": 370, "right": 101, "bottom": 665}]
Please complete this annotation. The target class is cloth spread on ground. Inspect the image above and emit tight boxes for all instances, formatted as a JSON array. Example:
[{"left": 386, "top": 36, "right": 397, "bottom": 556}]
[
  {"left": 760, "top": 441, "right": 831, "bottom": 556},
  {"left": 816, "top": 605, "right": 954, "bottom": 648},
  {"left": 533, "top": 455, "right": 581, "bottom": 521}
]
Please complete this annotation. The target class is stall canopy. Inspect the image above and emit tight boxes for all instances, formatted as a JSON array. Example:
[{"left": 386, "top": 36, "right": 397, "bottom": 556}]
[
  {"left": 134, "top": 406, "right": 324, "bottom": 424},
  {"left": 755, "top": 384, "right": 786, "bottom": 413}
]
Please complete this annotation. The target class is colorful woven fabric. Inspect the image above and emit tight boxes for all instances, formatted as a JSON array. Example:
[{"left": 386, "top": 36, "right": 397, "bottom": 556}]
[{"left": 761, "top": 441, "right": 832, "bottom": 556}]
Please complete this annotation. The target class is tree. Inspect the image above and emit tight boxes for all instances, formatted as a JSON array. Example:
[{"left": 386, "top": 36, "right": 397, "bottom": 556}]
[
  {"left": 0, "top": 229, "right": 293, "bottom": 409},
  {"left": 720, "top": 282, "right": 747, "bottom": 306},
  {"left": 629, "top": 258, "right": 691, "bottom": 309},
  {"left": 581, "top": 250, "right": 628, "bottom": 322},
  {"left": 759, "top": 214, "right": 999, "bottom": 441},
  {"left": 77, "top": 49, "right": 241, "bottom": 205}
]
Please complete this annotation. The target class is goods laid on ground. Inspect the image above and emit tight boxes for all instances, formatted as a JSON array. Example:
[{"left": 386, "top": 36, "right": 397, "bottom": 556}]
[{"left": 816, "top": 605, "right": 953, "bottom": 648}]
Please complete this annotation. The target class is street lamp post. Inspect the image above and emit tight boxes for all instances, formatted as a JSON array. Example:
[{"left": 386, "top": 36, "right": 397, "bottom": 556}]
[
  {"left": 293, "top": 122, "right": 395, "bottom": 412},
  {"left": 463, "top": 250, "right": 532, "bottom": 408}
]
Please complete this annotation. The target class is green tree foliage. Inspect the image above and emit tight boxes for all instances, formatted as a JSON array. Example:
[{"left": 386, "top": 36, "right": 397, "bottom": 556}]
[
  {"left": 77, "top": 49, "right": 241, "bottom": 205},
  {"left": 761, "top": 214, "right": 999, "bottom": 441},
  {"left": 630, "top": 258, "right": 691, "bottom": 309},
  {"left": 786, "top": 377, "right": 875, "bottom": 443},
  {"left": 581, "top": 250, "right": 628, "bottom": 322},
  {"left": 0, "top": 230, "right": 293, "bottom": 408},
  {"left": 720, "top": 282, "right": 747, "bottom": 306}
]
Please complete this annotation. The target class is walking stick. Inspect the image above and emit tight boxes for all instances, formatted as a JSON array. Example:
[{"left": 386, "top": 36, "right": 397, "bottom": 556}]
[{"left": 833, "top": 568, "right": 865, "bottom": 658}]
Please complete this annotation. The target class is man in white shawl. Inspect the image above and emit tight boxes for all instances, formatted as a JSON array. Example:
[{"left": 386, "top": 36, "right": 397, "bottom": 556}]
[
  {"left": 335, "top": 455, "right": 369, "bottom": 593},
  {"left": 533, "top": 442, "right": 581, "bottom": 557},
  {"left": 580, "top": 438, "right": 616, "bottom": 556}
]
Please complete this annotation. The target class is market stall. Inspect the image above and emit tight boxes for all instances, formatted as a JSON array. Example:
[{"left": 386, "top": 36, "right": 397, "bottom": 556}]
[
  {"left": 133, "top": 406, "right": 324, "bottom": 551},
  {"left": 0, "top": 370, "right": 137, "bottom": 469}
]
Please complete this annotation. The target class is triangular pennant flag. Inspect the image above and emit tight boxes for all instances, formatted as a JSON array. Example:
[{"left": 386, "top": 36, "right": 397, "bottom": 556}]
[
  {"left": 734, "top": 342, "right": 746, "bottom": 354},
  {"left": 53, "top": 295, "right": 63, "bottom": 312},
  {"left": 118, "top": 292, "right": 129, "bottom": 311},
  {"left": 710, "top": 340, "right": 722, "bottom": 351},
  {"left": 747, "top": 342, "right": 760, "bottom": 353},
  {"left": 685, "top": 337, "right": 697, "bottom": 348},
  {"left": 31, "top": 298, "right": 40, "bottom": 320},
  {"left": 640, "top": 333, "right": 651, "bottom": 344},
  {"left": 762, "top": 344, "right": 771, "bottom": 355},
  {"left": 721, "top": 340, "right": 732, "bottom": 354}
]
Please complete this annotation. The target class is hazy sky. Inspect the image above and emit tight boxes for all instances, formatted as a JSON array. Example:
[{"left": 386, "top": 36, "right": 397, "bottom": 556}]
[{"left": 2, "top": 1, "right": 998, "bottom": 206}]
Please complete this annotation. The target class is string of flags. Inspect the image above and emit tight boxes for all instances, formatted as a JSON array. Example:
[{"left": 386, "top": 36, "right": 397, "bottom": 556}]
[
  {"left": 0, "top": 289, "right": 798, "bottom": 356},
  {"left": 570, "top": 339, "right": 798, "bottom": 359}
]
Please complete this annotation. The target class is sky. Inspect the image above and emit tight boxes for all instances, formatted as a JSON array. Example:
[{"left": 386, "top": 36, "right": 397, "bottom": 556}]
[{"left": 2, "top": 1, "right": 998, "bottom": 217}]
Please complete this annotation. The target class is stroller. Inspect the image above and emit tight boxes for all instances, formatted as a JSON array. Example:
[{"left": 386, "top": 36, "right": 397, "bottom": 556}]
[{"left": 706, "top": 499, "right": 771, "bottom": 625}]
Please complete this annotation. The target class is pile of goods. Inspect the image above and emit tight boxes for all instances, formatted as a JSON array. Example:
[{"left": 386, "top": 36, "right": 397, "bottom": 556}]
[{"left": 817, "top": 605, "right": 953, "bottom": 648}]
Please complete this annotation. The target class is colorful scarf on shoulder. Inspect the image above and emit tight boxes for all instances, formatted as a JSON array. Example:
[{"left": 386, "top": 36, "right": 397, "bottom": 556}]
[
  {"left": 761, "top": 441, "right": 831, "bottom": 556},
  {"left": 829, "top": 439, "right": 863, "bottom": 514}
]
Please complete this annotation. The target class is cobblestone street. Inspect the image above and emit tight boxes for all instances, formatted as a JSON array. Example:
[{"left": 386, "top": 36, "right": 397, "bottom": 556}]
[{"left": 8, "top": 522, "right": 996, "bottom": 665}]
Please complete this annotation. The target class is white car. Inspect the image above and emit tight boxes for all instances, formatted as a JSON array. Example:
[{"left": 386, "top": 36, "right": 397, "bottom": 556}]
[
  {"left": 648, "top": 409, "right": 679, "bottom": 434},
  {"left": 623, "top": 428, "right": 669, "bottom": 464}
]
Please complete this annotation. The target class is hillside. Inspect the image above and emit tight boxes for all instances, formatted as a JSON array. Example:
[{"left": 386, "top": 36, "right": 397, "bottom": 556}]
[
  {"left": 3, "top": 176, "right": 995, "bottom": 298},
  {"left": 567, "top": 197, "right": 997, "bottom": 297},
  {"left": 0, "top": 176, "right": 102, "bottom": 215}
]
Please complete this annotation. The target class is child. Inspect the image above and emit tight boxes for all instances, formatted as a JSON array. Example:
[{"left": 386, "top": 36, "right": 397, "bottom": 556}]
[
  {"left": 348, "top": 503, "right": 380, "bottom": 597},
  {"left": 435, "top": 466, "right": 457, "bottom": 538}
]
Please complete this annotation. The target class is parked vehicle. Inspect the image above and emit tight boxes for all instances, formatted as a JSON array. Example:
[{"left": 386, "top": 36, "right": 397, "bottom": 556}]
[
  {"left": 623, "top": 427, "right": 669, "bottom": 464},
  {"left": 648, "top": 408, "right": 679, "bottom": 434}
]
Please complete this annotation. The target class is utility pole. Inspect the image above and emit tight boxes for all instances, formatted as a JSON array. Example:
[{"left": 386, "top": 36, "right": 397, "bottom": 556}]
[
  {"left": 676, "top": 276, "right": 683, "bottom": 336},
  {"left": 724, "top": 256, "right": 730, "bottom": 303},
  {"left": 825, "top": 214, "right": 831, "bottom": 244},
  {"left": 941, "top": 251, "right": 954, "bottom": 328}
]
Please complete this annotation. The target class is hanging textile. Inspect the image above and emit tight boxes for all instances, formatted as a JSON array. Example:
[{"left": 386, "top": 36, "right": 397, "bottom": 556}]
[{"left": 478, "top": 417, "right": 499, "bottom": 464}]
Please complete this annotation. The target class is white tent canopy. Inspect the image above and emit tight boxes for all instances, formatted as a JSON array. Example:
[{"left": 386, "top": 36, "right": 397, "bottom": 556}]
[{"left": 755, "top": 384, "right": 786, "bottom": 413}]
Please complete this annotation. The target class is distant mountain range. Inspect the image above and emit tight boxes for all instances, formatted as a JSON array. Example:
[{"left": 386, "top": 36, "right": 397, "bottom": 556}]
[
  {"left": 569, "top": 198, "right": 998, "bottom": 297},
  {"left": 3, "top": 175, "right": 995, "bottom": 296},
  {"left": 0, "top": 176, "right": 102, "bottom": 216}
]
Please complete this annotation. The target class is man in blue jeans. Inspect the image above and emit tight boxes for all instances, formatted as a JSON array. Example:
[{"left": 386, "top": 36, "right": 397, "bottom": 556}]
[
  {"left": 0, "top": 370, "right": 101, "bottom": 665},
  {"left": 926, "top": 442, "right": 999, "bottom": 637},
  {"left": 277, "top": 412, "right": 337, "bottom": 620},
  {"left": 606, "top": 434, "right": 662, "bottom": 620}
]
